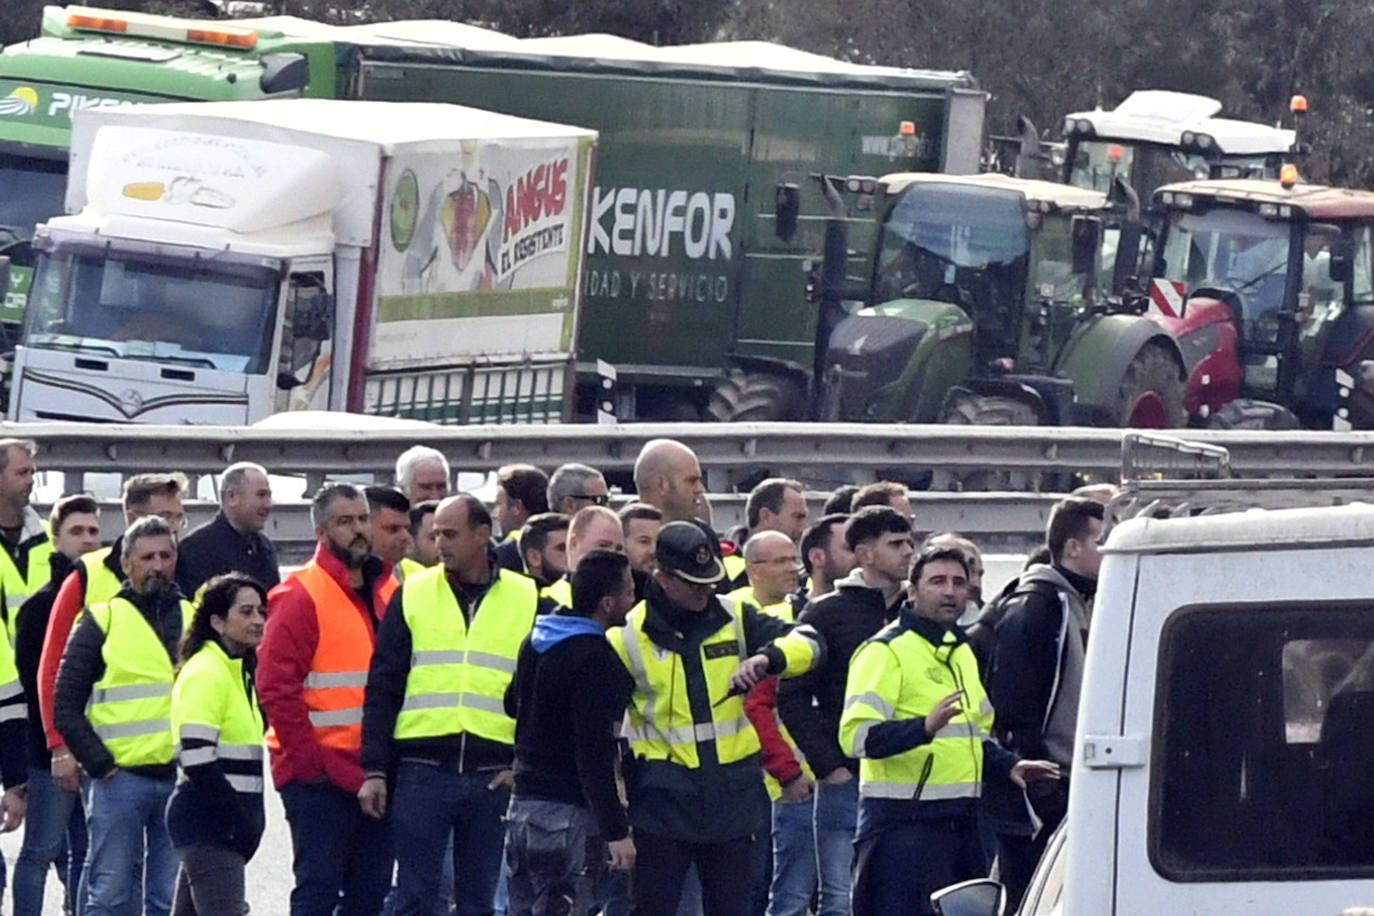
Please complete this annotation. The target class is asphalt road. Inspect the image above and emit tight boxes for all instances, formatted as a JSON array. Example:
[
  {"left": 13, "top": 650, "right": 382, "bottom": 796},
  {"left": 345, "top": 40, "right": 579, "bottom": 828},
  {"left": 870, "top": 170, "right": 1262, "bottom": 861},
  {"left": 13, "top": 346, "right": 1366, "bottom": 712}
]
[{"left": 0, "top": 554, "right": 1028, "bottom": 914}]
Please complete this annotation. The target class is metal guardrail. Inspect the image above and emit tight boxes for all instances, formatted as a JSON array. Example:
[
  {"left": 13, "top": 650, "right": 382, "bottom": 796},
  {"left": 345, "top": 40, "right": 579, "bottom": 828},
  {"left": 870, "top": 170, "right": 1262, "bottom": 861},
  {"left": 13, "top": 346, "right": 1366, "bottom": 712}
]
[
  {"left": 59, "top": 491, "right": 1065, "bottom": 564},
  {"left": 13, "top": 421, "right": 1374, "bottom": 494}
]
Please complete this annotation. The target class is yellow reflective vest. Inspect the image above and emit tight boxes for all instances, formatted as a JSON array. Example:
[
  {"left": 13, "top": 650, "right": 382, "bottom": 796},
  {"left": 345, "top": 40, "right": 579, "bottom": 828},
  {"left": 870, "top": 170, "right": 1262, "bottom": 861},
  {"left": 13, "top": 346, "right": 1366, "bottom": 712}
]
[
  {"left": 87, "top": 595, "right": 195, "bottom": 768},
  {"left": 0, "top": 606, "right": 22, "bottom": 728},
  {"left": 840, "top": 611, "right": 995, "bottom": 804},
  {"left": 172, "top": 639, "right": 265, "bottom": 795},
  {"left": 394, "top": 565, "right": 538, "bottom": 744},
  {"left": 0, "top": 509, "right": 51, "bottom": 633},
  {"left": 79, "top": 548, "right": 123, "bottom": 608},
  {"left": 608, "top": 593, "right": 822, "bottom": 771},
  {"left": 541, "top": 576, "right": 572, "bottom": 610}
]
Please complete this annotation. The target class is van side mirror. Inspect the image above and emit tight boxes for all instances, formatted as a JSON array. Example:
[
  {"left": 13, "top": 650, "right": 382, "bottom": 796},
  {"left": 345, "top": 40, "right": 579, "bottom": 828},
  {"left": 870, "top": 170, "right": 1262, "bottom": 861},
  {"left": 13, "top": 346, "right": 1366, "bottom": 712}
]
[
  {"left": 931, "top": 878, "right": 1007, "bottom": 916},
  {"left": 1329, "top": 239, "right": 1355, "bottom": 284},
  {"left": 1071, "top": 215, "right": 1102, "bottom": 275},
  {"left": 775, "top": 183, "right": 800, "bottom": 241}
]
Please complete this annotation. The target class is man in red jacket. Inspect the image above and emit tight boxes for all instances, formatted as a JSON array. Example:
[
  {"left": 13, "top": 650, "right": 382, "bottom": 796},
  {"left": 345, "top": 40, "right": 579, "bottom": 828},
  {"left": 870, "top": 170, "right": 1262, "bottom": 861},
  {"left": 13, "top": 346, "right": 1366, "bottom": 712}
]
[{"left": 257, "top": 483, "right": 396, "bottom": 916}]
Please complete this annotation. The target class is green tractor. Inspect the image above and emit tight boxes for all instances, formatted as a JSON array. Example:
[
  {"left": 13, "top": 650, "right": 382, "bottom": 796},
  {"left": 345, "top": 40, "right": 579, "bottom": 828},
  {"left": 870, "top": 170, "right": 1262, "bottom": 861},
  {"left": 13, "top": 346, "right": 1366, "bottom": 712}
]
[{"left": 812, "top": 171, "right": 1187, "bottom": 434}]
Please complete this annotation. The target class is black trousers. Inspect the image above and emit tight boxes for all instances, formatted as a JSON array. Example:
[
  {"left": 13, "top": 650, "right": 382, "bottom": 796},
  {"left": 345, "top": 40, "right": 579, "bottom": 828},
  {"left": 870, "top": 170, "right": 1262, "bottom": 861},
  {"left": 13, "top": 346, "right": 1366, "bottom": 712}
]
[{"left": 628, "top": 830, "right": 754, "bottom": 916}]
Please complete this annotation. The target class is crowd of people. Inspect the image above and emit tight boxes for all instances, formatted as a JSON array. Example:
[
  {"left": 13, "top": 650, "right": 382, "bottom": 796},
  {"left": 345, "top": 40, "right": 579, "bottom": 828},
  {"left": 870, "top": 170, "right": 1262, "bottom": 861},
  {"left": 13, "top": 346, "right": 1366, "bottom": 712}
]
[{"left": 0, "top": 435, "right": 1112, "bottom": 916}]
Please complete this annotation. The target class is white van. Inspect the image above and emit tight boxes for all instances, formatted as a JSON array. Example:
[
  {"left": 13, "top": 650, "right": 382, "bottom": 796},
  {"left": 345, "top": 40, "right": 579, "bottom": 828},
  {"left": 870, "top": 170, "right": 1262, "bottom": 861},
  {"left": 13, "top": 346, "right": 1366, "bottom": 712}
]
[{"left": 937, "top": 497, "right": 1374, "bottom": 915}]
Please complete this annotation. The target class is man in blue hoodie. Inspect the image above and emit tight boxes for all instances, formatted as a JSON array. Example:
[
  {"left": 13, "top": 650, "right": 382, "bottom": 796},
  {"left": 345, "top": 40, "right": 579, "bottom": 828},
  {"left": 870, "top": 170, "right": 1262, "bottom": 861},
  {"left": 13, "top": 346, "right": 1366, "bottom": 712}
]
[{"left": 503, "top": 549, "right": 638, "bottom": 916}]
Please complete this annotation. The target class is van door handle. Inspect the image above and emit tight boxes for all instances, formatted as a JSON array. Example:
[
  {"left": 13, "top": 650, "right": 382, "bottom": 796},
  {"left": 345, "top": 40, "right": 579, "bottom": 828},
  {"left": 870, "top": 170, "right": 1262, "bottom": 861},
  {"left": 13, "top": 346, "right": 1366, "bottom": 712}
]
[{"left": 1081, "top": 734, "right": 1147, "bottom": 769}]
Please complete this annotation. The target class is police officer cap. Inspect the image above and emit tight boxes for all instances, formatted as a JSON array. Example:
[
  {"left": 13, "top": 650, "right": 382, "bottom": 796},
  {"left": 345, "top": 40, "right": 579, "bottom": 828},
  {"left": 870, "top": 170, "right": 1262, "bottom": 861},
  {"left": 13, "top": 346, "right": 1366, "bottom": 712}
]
[{"left": 655, "top": 520, "right": 724, "bottom": 584}]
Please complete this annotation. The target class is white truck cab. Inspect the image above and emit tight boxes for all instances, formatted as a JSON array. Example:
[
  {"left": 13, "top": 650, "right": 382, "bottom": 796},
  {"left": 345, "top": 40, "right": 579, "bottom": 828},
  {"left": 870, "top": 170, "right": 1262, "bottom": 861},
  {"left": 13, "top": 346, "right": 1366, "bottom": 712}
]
[{"left": 937, "top": 488, "right": 1374, "bottom": 915}]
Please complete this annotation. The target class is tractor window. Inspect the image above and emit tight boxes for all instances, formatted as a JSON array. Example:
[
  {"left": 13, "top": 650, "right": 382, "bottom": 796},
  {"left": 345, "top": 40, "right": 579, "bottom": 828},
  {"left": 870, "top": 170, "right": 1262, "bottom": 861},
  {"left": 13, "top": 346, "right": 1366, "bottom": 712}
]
[
  {"left": 1030, "top": 214, "right": 1088, "bottom": 303},
  {"left": 1151, "top": 603, "right": 1374, "bottom": 882},
  {"left": 1159, "top": 208, "right": 1290, "bottom": 338}
]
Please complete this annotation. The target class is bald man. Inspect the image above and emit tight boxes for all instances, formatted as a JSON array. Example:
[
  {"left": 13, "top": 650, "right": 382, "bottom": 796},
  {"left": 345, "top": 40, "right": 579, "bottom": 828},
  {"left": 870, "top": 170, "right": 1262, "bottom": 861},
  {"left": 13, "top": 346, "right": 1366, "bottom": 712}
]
[
  {"left": 633, "top": 439, "right": 706, "bottom": 522},
  {"left": 543, "top": 506, "right": 624, "bottom": 608}
]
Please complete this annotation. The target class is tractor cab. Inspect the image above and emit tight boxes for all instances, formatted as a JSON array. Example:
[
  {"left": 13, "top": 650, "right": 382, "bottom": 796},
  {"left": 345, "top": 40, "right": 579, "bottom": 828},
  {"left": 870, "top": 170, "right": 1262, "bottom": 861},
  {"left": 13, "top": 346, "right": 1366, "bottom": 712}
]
[
  {"left": 1148, "top": 178, "right": 1374, "bottom": 428},
  {"left": 1061, "top": 91, "right": 1296, "bottom": 204},
  {"left": 820, "top": 171, "right": 1182, "bottom": 429}
]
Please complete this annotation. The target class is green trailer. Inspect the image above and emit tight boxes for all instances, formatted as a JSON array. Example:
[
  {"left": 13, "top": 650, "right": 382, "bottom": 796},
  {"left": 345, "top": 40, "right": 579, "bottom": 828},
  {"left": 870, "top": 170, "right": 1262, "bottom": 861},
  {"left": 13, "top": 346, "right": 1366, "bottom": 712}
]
[
  {"left": 0, "top": 5, "right": 343, "bottom": 323},
  {"left": 336, "top": 27, "right": 985, "bottom": 420}
]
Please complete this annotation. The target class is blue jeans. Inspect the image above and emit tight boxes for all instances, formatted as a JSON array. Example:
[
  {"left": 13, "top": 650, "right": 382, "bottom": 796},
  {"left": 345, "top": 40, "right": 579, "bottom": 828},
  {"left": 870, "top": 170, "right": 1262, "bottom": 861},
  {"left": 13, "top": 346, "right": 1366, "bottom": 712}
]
[
  {"left": 766, "top": 796, "right": 816, "bottom": 916},
  {"left": 83, "top": 770, "right": 176, "bottom": 916},
  {"left": 280, "top": 780, "right": 394, "bottom": 916},
  {"left": 390, "top": 764, "right": 510, "bottom": 916},
  {"left": 812, "top": 777, "right": 858, "bottom": 916},
  {"left": 14, "top": 765, "right": 88, "bottom": 916}
]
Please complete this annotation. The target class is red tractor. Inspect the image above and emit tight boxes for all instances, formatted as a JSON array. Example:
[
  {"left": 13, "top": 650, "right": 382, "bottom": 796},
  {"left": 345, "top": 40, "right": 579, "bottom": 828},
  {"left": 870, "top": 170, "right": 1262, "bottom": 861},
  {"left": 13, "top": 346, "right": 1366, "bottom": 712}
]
[{"left": 1143, "top": 175, "right": 1374, "bottom": 429}]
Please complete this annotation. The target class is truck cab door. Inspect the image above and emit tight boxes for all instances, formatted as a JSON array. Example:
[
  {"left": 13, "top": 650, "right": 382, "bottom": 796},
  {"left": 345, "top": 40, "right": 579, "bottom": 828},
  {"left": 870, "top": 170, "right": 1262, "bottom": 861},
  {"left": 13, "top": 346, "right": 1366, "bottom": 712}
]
[{"left": 274, "top": 269, "right": 333, "bottom": 413}]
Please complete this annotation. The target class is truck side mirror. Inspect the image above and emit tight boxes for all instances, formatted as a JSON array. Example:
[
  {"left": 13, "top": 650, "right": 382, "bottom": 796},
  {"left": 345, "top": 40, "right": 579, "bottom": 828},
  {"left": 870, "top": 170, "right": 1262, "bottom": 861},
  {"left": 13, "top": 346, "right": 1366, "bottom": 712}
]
[
  {"left": 1329, "top": 239, "right": 1355, "bottom": 284},
  {"left": 775, "top": 183, "right": 800, "bottom": 241},
  {"left": 260, "top": 53, "right": 310, "bottom": 95},
  {"left": 293, "top": 291, "right": 334, "bottom": 340},
  {"left": 930, "top": 878, "right": 1007, "bottom": 916},
  {"left": 1071, "top": 215, "right": 1102, "bottom": 275},
  {"left": 1113, "top": 222, "right": 1145, "bottom": 294}
]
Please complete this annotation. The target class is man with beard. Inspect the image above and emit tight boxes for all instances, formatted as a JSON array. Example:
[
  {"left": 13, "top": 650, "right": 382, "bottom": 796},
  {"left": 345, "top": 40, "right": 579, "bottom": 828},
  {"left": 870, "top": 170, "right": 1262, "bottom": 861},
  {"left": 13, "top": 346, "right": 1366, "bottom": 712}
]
[
  {"left": 258, "top": 484, "right": 397, "bottom": 916},
  {"left": 53, "top": 516, "right": 194, "bottom": 916}
]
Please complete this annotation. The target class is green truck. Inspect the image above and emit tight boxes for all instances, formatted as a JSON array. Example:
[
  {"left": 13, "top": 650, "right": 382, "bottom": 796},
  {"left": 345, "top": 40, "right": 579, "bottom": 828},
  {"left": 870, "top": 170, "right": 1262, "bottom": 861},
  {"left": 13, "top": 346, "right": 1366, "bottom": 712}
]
[
  {"left": 1, "top": 8, "right": 985, "bottom": 422},
  {"left": 0, "top": 5, "right": 345, "bottom": 324}
]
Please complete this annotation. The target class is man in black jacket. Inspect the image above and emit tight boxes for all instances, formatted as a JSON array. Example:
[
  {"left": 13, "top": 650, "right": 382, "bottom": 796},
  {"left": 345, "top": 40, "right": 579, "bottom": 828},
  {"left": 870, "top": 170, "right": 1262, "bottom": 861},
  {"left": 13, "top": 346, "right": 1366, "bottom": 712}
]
[
  {"left": 503, "top": 550, "right": 637, "bottom": 916},
  {"left": 11, "top": 494, "right": 101, "bottom": 914},
  {"left": 775, "top": 506, "right": 911, "bottom": 916},
  {"left": 175, "top": 461, "right": 279, "bottom": 597},
  {"left": 987, "top": 496, "right": 1102, "bottom": 908},
  {"left": 53, "top": 515, "right": 190, "bottom": 916}
]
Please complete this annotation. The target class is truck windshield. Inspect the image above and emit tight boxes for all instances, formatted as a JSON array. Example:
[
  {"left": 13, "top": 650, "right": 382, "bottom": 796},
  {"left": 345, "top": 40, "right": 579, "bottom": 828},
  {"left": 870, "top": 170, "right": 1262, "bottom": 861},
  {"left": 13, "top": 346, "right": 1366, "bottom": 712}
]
[
  {"left": 1158, "top": 207, "right": 1291, "bottom": 342},
  {"left": 24, "top": 242, "right": 280, "bottom": 374},
  {"left": 0, "top": 155, "right": 66, "bottom": 243},
  {"left": 1069, "top": 141, "right": 1274, "bottom": 195},
  {"left": 875, "top": 183, "right": 1029, "bottom": 314}
]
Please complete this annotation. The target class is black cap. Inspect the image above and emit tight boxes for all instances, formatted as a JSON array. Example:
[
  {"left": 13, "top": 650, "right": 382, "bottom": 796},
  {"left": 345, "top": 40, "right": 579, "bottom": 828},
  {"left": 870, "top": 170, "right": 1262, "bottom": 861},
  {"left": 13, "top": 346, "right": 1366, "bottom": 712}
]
[{"left": 655, "top": 520, "right": 725, "bottom": 585}]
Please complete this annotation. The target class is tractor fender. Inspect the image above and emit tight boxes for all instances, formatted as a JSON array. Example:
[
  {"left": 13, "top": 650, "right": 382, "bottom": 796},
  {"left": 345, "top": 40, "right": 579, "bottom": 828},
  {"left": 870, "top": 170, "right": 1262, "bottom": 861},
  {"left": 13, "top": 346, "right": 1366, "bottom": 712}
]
[
  {"left": 1055, "top": 313, "right": 1186, "bottom": 415},
  {"left": 947, "top": 378, "right": 1051, "bottom": 424}
]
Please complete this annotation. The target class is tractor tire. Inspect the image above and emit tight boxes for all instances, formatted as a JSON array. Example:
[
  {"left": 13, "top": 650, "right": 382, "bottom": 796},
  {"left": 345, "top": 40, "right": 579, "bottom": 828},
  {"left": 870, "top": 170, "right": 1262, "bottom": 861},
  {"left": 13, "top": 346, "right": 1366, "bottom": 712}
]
[
  {"left": 1207, "top": 398, "right": 1301, "bottom": 430},
  {"left": 706, "top": 370, "right": 805, "bottom": 422},
  {"left": 1117, "top": 342, "right": 1187, "bottom": 428},
  {"left": 936, "top": 393, "right": 1041, "bottom": 491}
]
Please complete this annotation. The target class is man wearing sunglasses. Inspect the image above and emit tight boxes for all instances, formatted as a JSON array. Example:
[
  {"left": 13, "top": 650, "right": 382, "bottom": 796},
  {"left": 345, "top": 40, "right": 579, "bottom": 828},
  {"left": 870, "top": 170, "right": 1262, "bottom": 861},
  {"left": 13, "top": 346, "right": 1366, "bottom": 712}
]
[{"left": 546, "top": 463, "right": 610, "bottom": 516}]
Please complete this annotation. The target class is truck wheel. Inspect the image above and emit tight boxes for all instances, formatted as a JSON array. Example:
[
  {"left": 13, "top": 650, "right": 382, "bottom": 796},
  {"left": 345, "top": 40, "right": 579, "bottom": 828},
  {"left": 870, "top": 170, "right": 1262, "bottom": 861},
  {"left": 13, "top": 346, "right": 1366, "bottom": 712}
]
[
  {"left": 937, "top": 393, "right": 1040, "bottom": 491},
  {"left": 1207, "top": 398, "right": 1300, "bottom": 430},
  {"left": 1117, "top": 343, "right": 1186, "bottom": 428},
  {"left": 706, "top": 370, "right": 804, "bottom": 422}
]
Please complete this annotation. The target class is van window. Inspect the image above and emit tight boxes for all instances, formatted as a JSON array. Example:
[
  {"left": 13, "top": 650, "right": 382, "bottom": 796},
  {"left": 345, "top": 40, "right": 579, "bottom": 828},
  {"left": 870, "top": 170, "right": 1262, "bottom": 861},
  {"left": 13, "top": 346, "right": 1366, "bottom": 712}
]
[{"left": 1151, "top": 604, "right": 1374, "bottom": 881}]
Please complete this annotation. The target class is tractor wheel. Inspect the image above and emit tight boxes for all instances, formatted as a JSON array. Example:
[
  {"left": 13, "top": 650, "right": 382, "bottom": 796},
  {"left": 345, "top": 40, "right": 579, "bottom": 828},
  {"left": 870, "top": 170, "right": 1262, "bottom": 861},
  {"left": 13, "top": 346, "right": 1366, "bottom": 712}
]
[
  {"left": 936, "top": 393, "right": 1040, "bottom": 491},
  {"left": 706, "top": 370, "right": 805, "bottom": 422},
  {"left": 1117, "top": 343, "right": 1187, "bottom": 428},
  {"left": 1207, "top": 398, "right": 1300, "bottom": 430}
]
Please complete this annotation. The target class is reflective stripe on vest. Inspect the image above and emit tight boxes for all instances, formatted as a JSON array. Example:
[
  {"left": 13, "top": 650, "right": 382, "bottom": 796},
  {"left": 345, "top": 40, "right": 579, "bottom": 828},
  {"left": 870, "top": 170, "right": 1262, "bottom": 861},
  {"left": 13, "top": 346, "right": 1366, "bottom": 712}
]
[
  {"left": 0, "top": 607, "right": 22, "bottom": 724},
  {"left": 173, "top": 640, "right": 265, "bottom": 795},
  {"left": 842, "top": 626, "right": 994, "bottom": 803},
  {"left": 264, "top": 562, "right": 394, "bottom": 754},
  {"left": 87, "top": 596, "right": 193, "bottom": 768},
  {"left": 394, "top": 566, "right": 537, "bottom": 744},
  {"left": 608, "top": 596, "right": 758, "bottom": 770}
]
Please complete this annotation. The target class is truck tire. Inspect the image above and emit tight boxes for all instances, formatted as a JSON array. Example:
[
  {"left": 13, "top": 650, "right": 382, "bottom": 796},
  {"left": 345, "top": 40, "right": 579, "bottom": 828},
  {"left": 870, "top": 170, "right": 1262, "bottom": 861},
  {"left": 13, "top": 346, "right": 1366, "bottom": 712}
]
[
  {"left": 706, "top": 370, "right": 804, "bottom": 422},
  {"left": 1207, "top": 398, "right": 1301, "bottom": 430},
  {"left": 1117, "top": 342, "right": 1186, "bottom": 428},
  {"left": 937, "top": 393, "right": 1040, "bottom": 491}
]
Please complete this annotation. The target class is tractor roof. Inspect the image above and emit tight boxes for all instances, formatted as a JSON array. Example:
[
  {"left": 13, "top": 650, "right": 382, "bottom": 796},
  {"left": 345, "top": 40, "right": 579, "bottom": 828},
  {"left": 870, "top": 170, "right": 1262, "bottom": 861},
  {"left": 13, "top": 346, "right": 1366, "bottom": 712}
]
[
  {"left": 1153, "top": 178, "right": 1374, "bottom": 219},
  {"left": 1063, "top": 90, "right": 1294, "bottom": 156},
  {"left": 882, "top": 171, "right": 1109, "bottom": 212}
]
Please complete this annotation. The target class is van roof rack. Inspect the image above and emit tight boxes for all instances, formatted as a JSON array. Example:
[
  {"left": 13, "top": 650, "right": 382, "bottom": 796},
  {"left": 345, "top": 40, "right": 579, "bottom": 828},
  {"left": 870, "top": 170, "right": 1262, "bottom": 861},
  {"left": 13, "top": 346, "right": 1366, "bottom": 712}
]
[{"left": 1106, "top": 432, "right": 1374, "bottom": 533}]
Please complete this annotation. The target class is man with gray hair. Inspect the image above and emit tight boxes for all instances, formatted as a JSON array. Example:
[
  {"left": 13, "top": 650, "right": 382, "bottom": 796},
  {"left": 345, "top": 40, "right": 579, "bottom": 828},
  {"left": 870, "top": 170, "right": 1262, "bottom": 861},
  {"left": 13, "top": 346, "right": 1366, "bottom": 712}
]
[
  {"left": 632, "top": 439, "right": 705, "bottom": 522},
  {"left": 396, "top": 446, "right": 450, "bottom": 504},
  {"left": 546, "top": 463, "right": 609, "bottom": 516},
  {"left": 176, "top": 461, "right": 279, "bottom": 597},
  {"left": 0, "top": 437, "right": 52, "bottom": 632},
  {"left": 54, "top": 515, "right": 193, "bottom": 916}
]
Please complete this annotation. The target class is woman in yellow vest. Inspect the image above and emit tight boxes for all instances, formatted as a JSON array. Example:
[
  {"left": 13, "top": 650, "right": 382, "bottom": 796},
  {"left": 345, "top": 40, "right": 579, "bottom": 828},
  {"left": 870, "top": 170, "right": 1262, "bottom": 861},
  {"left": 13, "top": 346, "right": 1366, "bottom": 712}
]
[{"left": 166, "top": 572, "right": 267, "bottom": 916}]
